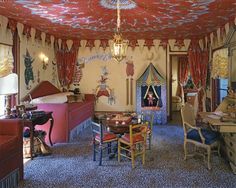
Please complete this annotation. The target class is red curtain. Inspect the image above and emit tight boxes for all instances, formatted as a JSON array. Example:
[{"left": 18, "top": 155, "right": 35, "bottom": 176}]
[
  {"left": 188, "top": 40, "right": 209, "bottom": 112},
  {"left": 200, "top": 48, "right": 209, "bottom": 89},
  {"left": 178, "top": 56, "right": 189, "bottom": 84},
  {"left": 64, "top": 50, "right": 77, "bottom": 87},
  {"left": 188, "top": 41, "right": 202, "bottom": 88},
  {"left": 55, "top": 44, "right": 78, "bottom": 89},
  {"left": 188, "top": 41, "right": 209, "bottom": 88},
  {"left": 56, "top": 50, "right": 66, "bottom": 88},
  {"left": 177, "top": 56, "right": 188, "bottom": 103}
]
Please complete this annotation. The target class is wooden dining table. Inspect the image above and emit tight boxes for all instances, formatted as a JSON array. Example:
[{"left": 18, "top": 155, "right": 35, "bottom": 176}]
[{"left": 101, "top": 113, "right": 139, "bottom": 134}]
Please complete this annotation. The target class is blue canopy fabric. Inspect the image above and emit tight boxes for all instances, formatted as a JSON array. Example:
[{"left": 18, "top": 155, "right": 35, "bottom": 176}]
[{"left": 137, "top": 63, "right": 165, "bottom": 86}]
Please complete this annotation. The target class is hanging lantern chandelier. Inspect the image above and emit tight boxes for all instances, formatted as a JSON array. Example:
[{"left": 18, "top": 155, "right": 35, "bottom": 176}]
[{"left": 110, "top": 0, "right": 128, "bottom": 62}]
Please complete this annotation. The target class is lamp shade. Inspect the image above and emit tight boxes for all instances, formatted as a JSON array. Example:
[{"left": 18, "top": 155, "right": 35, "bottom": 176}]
[
  {"left": 211, "top": 48, "right": 228, "bottom": 79},
  {"left": 0, "top": 73, "right": 18, "bottom": 95}
]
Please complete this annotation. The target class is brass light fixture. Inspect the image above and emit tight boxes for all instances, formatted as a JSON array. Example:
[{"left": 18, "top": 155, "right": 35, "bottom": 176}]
[{"left": 110, "top": 0, "right": 128, "bottom": 62}]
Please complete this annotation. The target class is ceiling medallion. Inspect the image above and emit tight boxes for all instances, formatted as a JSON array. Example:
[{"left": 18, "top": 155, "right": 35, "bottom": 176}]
[{"left": 100, "top": 0, "right": 136, "bottom": 10}]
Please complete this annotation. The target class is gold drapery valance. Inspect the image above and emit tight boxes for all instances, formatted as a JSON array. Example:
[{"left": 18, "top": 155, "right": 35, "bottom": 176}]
[
  {"left": 211, "top": 48, "right": 228, "bottom": 79},
  {"left": 0, "top": 44, "right": 14, "bottom": 78},
  {"left": 0, "top": 57, "right": 14, "bottom": 78}
]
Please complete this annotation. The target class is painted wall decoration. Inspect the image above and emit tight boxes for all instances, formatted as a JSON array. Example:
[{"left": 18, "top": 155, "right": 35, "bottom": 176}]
[
  {"left": 51, "top": 60, "right": 58, "bottom": 85},
  {"left": 78, "top": 53, "right": 112, "bottom": 64},
  {"left": 71, "top": 63, "right": 84, "bottom": 94},
  {"left": 24, "top": 49, "right": 34, "bottom": 90},
  {"left": 93, "top": 66, "right": 115, "bottom": 105},
  {"left": 126, "top": 59, "right": 134, "bottom": 77},
  {"left": 108, "top": 88, "right": 116, "bottom": 105},
  {"left": 73, "top": 63, "right": 84, "bottom": 85},
  {"left": 37, "top": 70, "right": 40, "bottom": 83},
  {"left": 126, "top": 58, "right": 134, "bottom": 105}
]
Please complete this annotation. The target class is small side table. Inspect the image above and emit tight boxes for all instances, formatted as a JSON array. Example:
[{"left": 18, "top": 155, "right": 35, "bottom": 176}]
[{"left": 24, "top": 111, "right": 54, "bottom": 159}]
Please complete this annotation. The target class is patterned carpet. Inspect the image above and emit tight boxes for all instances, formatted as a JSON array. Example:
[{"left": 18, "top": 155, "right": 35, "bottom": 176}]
[{"left": 19, "top": 124, "right": 236, "bottom": 188}]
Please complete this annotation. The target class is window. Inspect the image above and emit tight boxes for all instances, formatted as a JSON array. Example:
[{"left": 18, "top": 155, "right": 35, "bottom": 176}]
[{"left": 217, "top": 78, "right": 228, "bottom": 104}]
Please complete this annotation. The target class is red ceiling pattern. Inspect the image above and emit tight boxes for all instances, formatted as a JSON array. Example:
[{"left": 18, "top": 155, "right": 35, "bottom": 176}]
[{"left": 0, "top": 0, "right": 235, "bottom": 40}]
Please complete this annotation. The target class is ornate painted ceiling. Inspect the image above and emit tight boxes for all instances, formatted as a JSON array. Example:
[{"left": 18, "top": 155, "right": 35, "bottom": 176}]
[{"left": 0, "top": 0, "right": 235, "bottom": 40}]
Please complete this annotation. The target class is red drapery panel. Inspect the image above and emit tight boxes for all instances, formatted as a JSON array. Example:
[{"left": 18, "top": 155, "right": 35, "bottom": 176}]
[
  {"left": 200, "top": 48, "right": 209, "bottom": 89},
  {"left": 188, "top": 41, "right": 202, "bottom": 88},
  {"left": 188, "top": 40, "right": 209, "bottom": 112},
  {"left": 64, "top": 50, "right": 77, "bottom": 87},
  {"left": 177, "top": 56, "right": 188, "bottom": 102},
  {"left": 56, "top": 50, "right": 66, "bottom": 87},
  {"left": 55, "top": 44, "right": 78, "bottom": 89},
  {"left": 178, "top": 56, "right": 189, "bottom": 84}
]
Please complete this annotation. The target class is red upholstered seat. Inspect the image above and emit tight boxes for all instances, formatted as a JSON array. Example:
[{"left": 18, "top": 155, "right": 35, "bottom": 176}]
[
  {"left": 92, "top": 121, "right": 118, "bottom": 166},
  {"left": 118, "top": 123, "right": 147, "bottom": 168},
  {"left": 121, "top": 133, "right": 144, "bottom": 143},
  {"left": 0, "top": 119, "right": 24, "bottom": 183},
  {"left": 95, "top": 132, "right": 117, "bottom": 142},
  {"left": 141, "top": 126, "right": 151, "bottom": 134}
]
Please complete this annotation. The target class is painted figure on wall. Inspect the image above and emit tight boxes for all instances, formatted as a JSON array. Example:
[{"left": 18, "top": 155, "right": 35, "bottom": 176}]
[
  {"left": 126, "top": 59, "right": 134, "bottom": 77},
  {"left": 126, "top": 58, "right": 135, "bottom": 105},
  {"left": 51, "top": 61, "right": 57, "bottom": 85},
  {"left": 108, "top": 88, "right": 116, "bottom": 105},
  {"left": 94, "top": 66, "right": 115, "bottom": 104},
  {"left": 73, "top": 64, "right": 83, "bottom": 85},
  {"left": 95, "top": 66, "right": 109, "bottom": 98},
  {"left": 24, "top": 49, "right": 34, "bottom": 90}
]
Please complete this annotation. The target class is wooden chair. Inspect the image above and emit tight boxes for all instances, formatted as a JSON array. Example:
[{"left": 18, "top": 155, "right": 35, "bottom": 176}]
[
  {"left": 143, "top": 113, "right": 154, "bottom": 149},
  {"left": 180, "top": 103, "right": 220, "bottom": 170},
  {"left": 91, "top": 121, "right": 118, "bottom": 166},
  {"left": 118, "top": 123, "right": 148, "bottom": 168}
]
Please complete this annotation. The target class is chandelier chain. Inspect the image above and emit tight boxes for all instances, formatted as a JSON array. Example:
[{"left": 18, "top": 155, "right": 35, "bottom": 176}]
[
  {"left": 117, "top": 0, "right": 120, "bottom": 31},
  {"left": 111, "top": 0, "right": 128, "bottom": 62}
]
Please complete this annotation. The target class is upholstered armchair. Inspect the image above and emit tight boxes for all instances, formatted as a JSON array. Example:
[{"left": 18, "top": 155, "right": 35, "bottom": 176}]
[
  {"left": 0, "top": 119, "right": 24, "bottom": 187},
  {"left": 181, "top": 103, "right": 220, "bottom": 170}
]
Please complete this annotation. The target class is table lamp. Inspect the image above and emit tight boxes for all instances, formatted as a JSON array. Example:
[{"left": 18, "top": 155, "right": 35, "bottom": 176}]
[{"left": 0, "top": 73, "right": 18, "bottom": 118}]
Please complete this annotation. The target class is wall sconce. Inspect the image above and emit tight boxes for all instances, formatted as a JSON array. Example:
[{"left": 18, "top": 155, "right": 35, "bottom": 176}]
[{"left": 39, "top": 53, "right": 49, "bottom": 70}]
